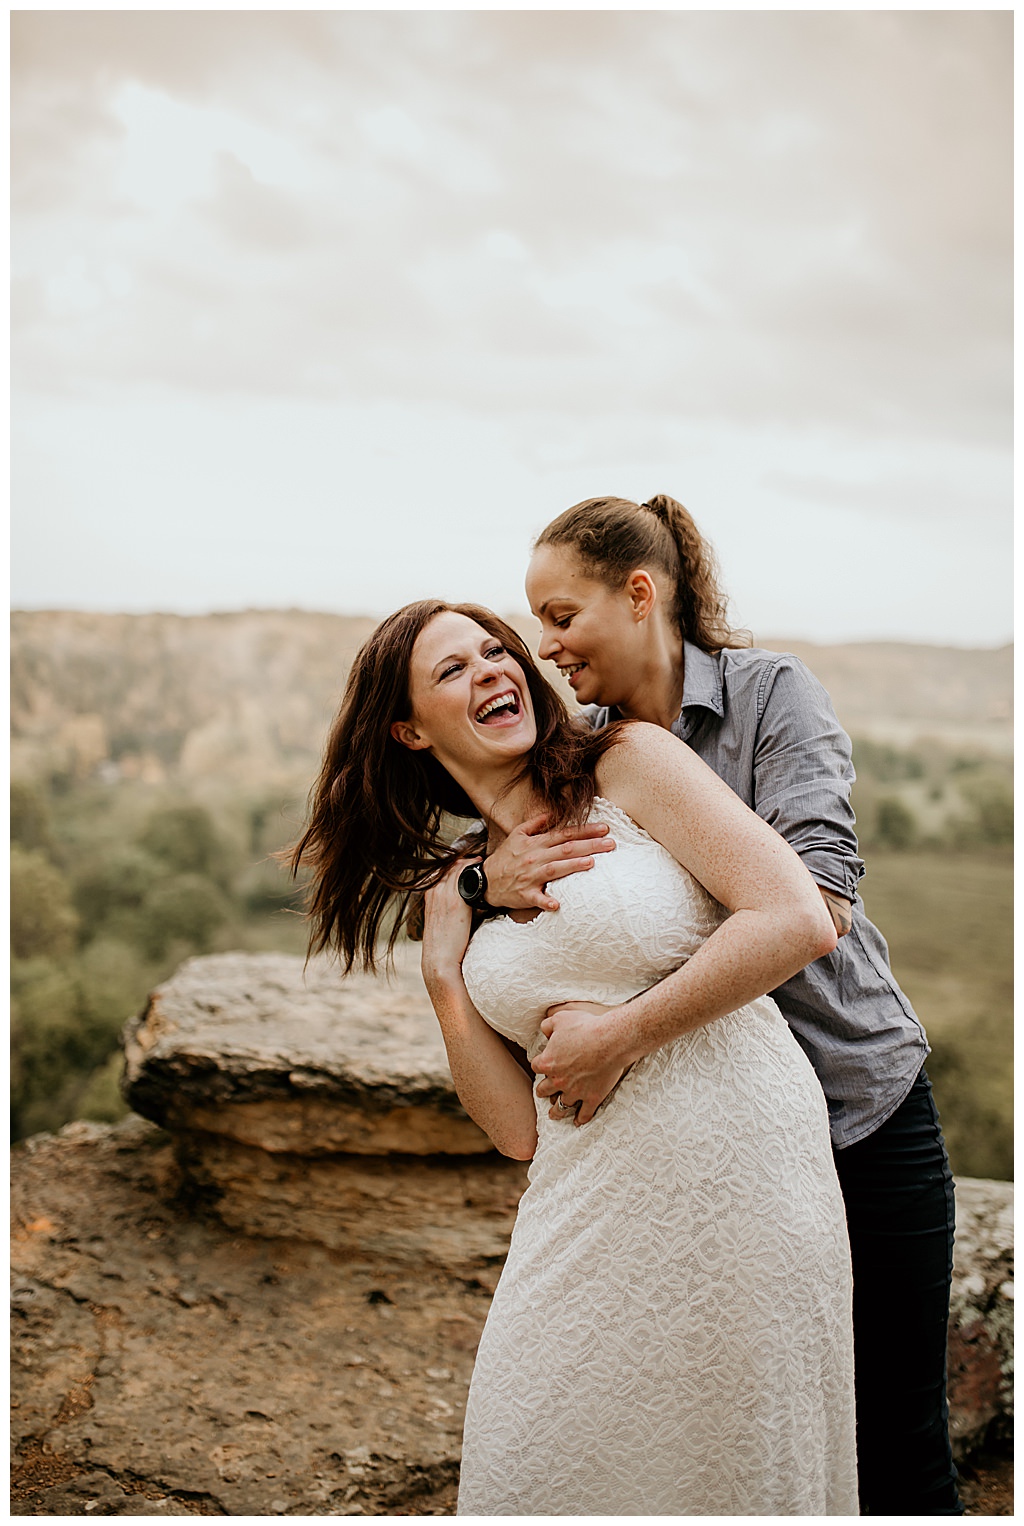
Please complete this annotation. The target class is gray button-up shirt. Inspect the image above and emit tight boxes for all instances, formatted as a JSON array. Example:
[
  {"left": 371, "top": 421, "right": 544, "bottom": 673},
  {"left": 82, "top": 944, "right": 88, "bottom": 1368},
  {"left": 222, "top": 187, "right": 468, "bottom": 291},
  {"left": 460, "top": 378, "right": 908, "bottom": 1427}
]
[{"left": 586, "top": 641, "right": 929, "bottom": 1148}]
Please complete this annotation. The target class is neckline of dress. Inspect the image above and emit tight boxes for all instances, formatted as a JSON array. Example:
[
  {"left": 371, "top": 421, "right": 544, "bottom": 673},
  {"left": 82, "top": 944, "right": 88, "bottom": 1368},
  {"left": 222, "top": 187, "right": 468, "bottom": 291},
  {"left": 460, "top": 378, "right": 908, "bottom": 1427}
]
[
  {"left": 491, "top": 796, "right": 650, "bottom": 931},
  {"left": 591, "top": 795, "right": 655, "bottom": 842},
  {"left": 591, "top": 794, "right": 636, "bottom": 828}
]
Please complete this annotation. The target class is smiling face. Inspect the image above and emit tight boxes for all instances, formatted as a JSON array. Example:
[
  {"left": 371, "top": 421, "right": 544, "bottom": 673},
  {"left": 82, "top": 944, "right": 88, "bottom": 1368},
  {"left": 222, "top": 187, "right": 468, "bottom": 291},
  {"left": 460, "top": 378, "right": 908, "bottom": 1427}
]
[
  {"left": 391, "top": 610, "right": 537, "bottom": 782},
  {"left": 526, "top": 543, "right": 656, "bottom": 711}
]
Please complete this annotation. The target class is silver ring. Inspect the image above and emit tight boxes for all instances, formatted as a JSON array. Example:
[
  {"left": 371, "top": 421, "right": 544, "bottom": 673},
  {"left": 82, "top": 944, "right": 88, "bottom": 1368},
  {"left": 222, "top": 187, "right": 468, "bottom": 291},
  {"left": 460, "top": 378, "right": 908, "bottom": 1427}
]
[{"left": 554, "top": 1096, "right": 577, "bottom": 1113}]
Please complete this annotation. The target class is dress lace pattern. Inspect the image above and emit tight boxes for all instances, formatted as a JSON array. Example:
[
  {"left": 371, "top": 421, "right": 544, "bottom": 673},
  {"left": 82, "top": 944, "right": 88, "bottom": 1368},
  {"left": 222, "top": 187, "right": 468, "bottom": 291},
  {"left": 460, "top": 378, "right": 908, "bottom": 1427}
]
[{"left": 458, "top": 797, "right": 858, "bottom": 1516}]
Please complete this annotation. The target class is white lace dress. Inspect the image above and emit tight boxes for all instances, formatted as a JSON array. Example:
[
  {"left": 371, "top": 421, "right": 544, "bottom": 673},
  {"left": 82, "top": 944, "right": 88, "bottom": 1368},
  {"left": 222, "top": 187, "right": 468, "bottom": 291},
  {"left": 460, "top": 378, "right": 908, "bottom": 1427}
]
[{"left": 457, "top": 797, "right": 858, "bottom": 1516}]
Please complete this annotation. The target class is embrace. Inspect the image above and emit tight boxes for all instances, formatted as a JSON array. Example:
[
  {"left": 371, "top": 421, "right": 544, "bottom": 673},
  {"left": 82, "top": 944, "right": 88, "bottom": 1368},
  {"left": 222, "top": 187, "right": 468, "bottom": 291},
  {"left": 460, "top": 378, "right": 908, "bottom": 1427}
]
[{"left": 292, "top": 496, "right": 961, "bottom": 1515}]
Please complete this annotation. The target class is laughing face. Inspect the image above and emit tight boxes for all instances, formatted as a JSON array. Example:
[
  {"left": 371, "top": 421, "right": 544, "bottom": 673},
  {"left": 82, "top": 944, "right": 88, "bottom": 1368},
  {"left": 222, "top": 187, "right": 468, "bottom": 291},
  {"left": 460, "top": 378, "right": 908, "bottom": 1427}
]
[{"left": 390, "top": 610, "right": 537, "bottom": 780}]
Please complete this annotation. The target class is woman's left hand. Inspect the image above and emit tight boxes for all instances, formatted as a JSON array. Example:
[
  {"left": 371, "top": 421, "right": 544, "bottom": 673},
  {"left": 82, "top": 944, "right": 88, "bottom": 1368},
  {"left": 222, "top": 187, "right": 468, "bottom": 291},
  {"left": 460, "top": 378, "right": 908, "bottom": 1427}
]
[
  {"left": 421, "top": 860, "right": 475, "bottom": 991},
  {"left": 532, "top": 1000, "right": 634, "bottom": 1125}
]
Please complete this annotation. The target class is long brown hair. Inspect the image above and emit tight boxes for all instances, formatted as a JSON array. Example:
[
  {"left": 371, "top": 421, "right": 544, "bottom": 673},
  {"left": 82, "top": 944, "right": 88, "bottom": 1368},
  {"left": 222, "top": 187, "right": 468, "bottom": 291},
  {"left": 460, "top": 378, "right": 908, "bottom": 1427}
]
[
  {"left": 289, "top": 599, "right": 624, "bottom": 973},
  {"left": 535, "top": 494, "right": 749, "bottom": 653}
]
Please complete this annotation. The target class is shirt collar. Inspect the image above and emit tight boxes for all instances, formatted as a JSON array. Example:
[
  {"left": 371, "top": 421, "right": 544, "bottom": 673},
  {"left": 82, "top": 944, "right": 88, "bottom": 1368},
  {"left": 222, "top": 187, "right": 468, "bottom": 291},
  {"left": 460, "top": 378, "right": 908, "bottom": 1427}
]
[{"left": 679, "top": 640, "right": 725, "bottom": 721}]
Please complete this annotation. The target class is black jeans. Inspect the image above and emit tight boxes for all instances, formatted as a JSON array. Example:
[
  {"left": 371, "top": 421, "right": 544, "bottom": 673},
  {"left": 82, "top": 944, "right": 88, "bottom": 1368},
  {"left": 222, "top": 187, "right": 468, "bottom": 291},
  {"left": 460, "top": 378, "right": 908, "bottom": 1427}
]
[{"left": 833, "top": 1067, "right": 963, "bottom": 1515}]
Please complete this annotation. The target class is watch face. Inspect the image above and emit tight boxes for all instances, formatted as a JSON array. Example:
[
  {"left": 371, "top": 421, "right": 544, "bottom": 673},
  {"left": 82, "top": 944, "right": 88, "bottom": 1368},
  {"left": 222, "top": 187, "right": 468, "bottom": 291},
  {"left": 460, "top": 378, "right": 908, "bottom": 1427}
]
[{"left": 458, "top": 863, "right": 486, "bottom": 905}]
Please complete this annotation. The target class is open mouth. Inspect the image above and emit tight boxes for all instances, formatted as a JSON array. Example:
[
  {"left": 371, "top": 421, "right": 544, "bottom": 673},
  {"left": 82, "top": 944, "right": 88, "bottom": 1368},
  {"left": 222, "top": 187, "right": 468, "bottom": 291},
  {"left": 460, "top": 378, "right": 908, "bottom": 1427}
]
[
  {"left": 558, "top": 662, "right": 587, "bottom": 683},
  {"left": 474, "top": 690, "right": 521, "bottom": 725}
]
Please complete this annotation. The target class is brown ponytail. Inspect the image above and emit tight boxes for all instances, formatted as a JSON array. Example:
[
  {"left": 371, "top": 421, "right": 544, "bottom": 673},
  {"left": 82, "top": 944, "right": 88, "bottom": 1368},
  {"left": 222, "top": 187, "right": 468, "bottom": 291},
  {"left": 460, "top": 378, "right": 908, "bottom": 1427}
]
[{"left": 534, "top": 495, "right": 749, "bottom": 653}]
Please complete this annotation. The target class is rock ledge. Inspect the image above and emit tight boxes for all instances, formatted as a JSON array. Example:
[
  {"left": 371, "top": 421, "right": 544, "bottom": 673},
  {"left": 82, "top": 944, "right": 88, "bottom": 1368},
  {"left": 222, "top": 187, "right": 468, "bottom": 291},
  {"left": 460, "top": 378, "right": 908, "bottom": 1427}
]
[
  {"left": 122, "top": 948, "right": 528, "bottom": 1271},
  {"left": 123, "top": 947, "right": 491, "bottom": 1155}
]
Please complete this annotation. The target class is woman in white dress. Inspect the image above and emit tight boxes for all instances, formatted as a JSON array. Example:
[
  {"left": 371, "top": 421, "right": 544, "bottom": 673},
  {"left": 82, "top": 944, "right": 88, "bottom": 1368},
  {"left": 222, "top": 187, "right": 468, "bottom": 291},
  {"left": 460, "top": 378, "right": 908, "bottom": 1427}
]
[{"left": 291, "top": 598, "right": 858, "bottom": 1516}]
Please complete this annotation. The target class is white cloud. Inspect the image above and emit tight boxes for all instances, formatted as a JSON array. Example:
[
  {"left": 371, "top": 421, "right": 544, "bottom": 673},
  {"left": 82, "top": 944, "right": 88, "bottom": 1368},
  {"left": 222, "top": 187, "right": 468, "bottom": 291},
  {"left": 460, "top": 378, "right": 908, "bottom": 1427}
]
[
  {"left": 110, "top": 81, "right": 320, "bottom": 214},
  {"left": 10, "top": 10, "right": 1012, "bottom": 640},
  {"left": 482, "top": 230, "right": 530, "bottom": 263}
]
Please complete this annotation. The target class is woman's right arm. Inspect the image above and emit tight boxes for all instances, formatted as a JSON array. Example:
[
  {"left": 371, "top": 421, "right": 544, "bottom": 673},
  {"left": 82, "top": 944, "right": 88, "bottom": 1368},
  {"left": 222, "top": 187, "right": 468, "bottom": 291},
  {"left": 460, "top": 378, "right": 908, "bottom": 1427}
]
[{"left": 421, "top": 866, "right": 538, "bottom": 1161}]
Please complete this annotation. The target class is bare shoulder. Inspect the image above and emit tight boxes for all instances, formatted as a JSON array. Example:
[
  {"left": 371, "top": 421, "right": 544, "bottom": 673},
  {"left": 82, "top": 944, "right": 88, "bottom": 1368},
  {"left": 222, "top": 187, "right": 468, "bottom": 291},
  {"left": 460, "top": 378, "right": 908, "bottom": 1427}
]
[{"left": 594, "top": 721, "right": 708, "bottom": 818}]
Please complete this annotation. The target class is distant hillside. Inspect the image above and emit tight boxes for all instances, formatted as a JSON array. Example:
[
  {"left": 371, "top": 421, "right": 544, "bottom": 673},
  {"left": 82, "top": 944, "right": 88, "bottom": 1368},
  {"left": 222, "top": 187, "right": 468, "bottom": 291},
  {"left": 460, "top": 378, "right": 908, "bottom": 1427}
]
[
  {"left": 12, "top": 610, "right": 377, "bottom": 790},
  {"left": 758, "top": 637, "right": 1012, "bottom": 753},
  {"left": 10, "top": 610, "right": 1012, "bottom": 789}
]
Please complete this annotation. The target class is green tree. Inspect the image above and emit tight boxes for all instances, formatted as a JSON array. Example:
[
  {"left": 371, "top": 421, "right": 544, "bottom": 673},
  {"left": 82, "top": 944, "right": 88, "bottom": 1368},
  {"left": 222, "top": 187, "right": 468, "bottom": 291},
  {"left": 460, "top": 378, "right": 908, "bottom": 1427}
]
[
  {"left": 12, "top": 957, "right": 89, "bottom": 1139},
  {"left": 11, "top": 780, "right": 57, "bottom": 859},
  {"left": 72, "top": 845, "right": 165, "bottom": 943},
  {"left": 74, "top": 1053, "right": 130, "bottom": 1126},
  {"left": 136, "top": 873, "right": 232, "bottom": 960},
  {"left": 11, "top": 939, "right": 149, "bottom": 1140},
  {"left": 852, "top": 738, "right": 925, "bottom": 783},
  {"left": 75, "top": 937, "right": 151, "bottom": 1036},
  {"left": 11, "top": 846, "right": 79, "bottom": 958},
  {"left": 11, "top": 958, "right": 76, "bottom": 1141},
  {"left": 955, "top": 778, "right": 1013, "bottom": 848},
  {"left": 138, "top": 803, "right": 232, "bottom": 885},
  {"left": 875, "top": 797, "right": 918, "bottom": 851}
]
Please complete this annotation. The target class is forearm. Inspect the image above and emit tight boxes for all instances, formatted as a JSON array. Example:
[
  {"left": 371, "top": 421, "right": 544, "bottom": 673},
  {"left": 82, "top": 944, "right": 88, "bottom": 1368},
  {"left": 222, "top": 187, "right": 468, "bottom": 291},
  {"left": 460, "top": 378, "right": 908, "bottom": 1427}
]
[
  {"left": 424, "top": 968, "right": 538, "bottom": 1160},
  {"left": 606, "top": 906, "right": 835, "bottom": 1067},
  {"left": 818, "top": 885, "right": 852, "bottom": 937}
]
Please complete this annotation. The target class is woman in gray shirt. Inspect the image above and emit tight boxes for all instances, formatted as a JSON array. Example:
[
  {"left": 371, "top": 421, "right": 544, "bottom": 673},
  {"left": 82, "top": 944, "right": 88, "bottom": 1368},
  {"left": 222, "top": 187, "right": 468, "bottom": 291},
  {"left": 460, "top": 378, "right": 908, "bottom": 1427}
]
[{"left": 473, "top": 493, "right": 961, "bottom": 1516}]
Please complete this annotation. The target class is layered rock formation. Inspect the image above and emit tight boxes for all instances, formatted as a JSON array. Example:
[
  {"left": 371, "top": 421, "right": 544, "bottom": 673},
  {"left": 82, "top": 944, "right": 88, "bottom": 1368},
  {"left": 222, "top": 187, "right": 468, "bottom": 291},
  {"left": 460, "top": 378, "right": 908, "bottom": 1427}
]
[{"left": 121, "top": 947, "right": 529, "bottom": 1270}]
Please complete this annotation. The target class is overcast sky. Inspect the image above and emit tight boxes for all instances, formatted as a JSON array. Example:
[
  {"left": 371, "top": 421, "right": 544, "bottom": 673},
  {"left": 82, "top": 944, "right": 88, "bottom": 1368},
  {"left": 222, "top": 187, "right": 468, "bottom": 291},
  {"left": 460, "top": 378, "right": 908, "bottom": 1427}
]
[{"left": 12, "top": 10, "right": 1012, "bottom": 645}]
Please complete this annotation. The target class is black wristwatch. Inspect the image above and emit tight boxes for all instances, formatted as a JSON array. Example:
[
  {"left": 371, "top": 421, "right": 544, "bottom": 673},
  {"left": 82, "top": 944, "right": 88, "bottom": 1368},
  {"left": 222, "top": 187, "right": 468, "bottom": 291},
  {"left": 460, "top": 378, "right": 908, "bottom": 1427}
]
[{"left": 458, "top": 861, "right": 496, "bottom": 914}]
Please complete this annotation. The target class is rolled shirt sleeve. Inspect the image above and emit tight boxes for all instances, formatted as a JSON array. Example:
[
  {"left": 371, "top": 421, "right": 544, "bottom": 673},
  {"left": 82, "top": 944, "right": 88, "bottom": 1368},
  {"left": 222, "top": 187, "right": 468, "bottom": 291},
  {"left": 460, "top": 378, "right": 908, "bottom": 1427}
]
[{"left": 752, "top": 656, "right": 865, "bottom": 901}]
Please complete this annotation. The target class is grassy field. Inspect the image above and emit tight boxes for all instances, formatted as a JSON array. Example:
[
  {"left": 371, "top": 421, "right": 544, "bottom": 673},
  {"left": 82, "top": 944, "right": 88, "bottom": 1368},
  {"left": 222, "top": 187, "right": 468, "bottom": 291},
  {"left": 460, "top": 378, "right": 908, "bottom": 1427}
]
[{"left": 858, "top": 849, "right": 1013, "bottom": 1181}]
